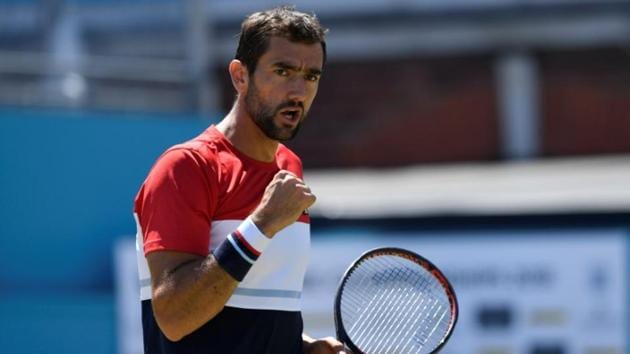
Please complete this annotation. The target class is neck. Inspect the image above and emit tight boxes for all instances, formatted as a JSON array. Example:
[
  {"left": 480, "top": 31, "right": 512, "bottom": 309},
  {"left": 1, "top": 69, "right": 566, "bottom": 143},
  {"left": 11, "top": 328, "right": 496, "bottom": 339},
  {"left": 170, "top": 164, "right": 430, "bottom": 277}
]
[{"left": 216, "top": 100, "right": 279, "bottom": 163}]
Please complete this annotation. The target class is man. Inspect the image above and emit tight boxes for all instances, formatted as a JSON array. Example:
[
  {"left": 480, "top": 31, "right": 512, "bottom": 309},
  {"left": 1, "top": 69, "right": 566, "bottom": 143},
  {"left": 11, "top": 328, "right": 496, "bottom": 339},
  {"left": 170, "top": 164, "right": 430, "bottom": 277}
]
[{"left": 134, "top": 6, "right": 347, "bottom": 354}]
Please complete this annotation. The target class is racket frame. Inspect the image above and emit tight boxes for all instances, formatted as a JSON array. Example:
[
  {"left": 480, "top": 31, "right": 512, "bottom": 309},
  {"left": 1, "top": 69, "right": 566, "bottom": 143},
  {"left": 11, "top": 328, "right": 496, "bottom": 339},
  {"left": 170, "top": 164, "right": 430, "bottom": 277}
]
[{"left": 333, "top": 247, "right": 458, "bottom": 354}]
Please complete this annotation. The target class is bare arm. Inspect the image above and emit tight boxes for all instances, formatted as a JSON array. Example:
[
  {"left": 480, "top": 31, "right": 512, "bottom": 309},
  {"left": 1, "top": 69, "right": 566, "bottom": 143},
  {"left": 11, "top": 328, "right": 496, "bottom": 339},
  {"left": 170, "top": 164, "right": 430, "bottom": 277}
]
[
  {"left": 147, "top": 251, "right": 237, "bottom": 342},
  {"left": 146, "top": 170, "right": 315, "bottom": 342}
]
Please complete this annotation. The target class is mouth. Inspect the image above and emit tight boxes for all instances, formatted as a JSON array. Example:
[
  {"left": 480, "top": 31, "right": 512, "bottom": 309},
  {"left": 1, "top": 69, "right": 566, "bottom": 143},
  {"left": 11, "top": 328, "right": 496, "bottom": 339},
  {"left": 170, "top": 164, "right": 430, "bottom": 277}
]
[{"left": 278, "top": 108, "right": 303, "bottom": 125}]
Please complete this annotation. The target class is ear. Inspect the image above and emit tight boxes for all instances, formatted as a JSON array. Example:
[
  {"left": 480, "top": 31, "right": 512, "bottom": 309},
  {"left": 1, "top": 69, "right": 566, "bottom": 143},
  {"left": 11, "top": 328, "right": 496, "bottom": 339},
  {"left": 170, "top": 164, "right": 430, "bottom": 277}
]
[{"left": 229, "top": 60, "right": 249, "bottom": 95}]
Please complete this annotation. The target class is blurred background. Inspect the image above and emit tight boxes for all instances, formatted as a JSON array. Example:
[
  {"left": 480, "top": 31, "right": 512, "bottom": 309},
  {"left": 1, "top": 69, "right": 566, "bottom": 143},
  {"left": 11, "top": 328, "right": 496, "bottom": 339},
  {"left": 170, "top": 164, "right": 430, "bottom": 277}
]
[{"left": 1, "top": 0, "right": 629, "bottom": 353}]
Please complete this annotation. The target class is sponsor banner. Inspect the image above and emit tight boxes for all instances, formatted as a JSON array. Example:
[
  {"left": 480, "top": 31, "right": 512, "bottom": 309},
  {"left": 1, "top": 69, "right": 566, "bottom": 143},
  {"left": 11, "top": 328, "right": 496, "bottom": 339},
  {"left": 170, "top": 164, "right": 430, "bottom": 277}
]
[{"left": 303, "top": 229, "right": 627, "bottom": 354}]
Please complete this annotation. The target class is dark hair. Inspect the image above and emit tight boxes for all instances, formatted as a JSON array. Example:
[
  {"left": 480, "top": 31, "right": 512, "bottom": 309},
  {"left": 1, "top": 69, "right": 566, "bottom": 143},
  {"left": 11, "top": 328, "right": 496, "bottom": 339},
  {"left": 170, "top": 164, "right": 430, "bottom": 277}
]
[{"left": 235, "top": 6, "right": 327, "bottom": 75}]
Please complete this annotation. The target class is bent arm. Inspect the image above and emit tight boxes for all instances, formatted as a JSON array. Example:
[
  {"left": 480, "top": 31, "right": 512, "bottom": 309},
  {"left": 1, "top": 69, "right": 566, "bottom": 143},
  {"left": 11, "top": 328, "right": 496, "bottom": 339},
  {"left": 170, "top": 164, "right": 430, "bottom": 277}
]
[
  {"left": 144, "top": 170, "right": 316, "bottom": 342},
  {"left": 147, "top": 250, "right": 238, "bottom": 342}
]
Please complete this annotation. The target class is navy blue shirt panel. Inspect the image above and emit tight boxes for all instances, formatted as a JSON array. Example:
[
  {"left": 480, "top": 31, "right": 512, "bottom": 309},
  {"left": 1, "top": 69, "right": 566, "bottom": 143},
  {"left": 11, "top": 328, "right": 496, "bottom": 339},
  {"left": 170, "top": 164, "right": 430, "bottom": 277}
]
[{"left": 142, "top": 300, "right": 304, "bottom": 354}]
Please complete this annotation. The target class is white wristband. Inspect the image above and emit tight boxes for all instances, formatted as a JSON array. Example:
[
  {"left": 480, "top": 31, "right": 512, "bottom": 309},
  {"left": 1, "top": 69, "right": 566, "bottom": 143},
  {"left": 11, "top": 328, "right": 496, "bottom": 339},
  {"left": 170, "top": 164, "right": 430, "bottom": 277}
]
[{"left": 236, "top": 217, "right": 271, "bottom": 254}]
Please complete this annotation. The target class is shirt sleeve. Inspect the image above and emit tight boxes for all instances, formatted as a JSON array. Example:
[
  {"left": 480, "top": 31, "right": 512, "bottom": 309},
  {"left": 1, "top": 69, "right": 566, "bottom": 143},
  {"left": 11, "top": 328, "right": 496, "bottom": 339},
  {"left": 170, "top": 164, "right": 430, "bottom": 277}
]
[{"left": 135, "top": 148, "right": 215, "bottom": 257}]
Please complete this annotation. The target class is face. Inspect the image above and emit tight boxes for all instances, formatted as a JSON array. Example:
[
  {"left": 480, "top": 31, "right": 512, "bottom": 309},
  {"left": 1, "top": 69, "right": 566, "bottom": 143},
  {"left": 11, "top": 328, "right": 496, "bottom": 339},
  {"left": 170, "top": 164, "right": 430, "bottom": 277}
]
[{"left": 244, "top": 36, "right": 324, "bottom": 142}]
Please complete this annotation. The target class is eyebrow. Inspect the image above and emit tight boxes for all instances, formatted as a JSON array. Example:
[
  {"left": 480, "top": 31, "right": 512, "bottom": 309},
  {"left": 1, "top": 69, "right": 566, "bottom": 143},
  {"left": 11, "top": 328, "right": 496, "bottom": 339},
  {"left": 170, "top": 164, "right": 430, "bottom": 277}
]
[{"left": 273, "top": 61, "right": 322, "bottom": 76}]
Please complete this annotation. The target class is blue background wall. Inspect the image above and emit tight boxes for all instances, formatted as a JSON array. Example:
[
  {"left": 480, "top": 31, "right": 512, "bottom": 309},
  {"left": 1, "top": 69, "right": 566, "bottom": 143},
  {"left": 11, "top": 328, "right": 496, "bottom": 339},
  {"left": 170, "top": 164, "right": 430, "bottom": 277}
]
[{"left": 0, "top": 109, "right": 215, "bottom": 354}]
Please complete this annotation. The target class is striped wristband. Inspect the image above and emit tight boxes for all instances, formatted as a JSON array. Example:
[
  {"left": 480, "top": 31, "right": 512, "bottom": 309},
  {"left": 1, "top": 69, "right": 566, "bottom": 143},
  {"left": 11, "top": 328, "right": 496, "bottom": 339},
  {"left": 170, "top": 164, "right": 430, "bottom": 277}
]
[{"left": 213, "top": 218, "right": 270, "bottom": 281}]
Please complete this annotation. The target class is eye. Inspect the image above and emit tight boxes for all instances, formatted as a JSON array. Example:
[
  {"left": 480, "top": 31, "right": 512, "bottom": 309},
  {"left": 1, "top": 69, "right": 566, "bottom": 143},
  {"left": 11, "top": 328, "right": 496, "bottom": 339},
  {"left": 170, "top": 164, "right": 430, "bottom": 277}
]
[
  {"left": 274, "top": 68, "right": 289, "bottom": 76},
  {"left": 305, "top": 74, "right": 320, "bottom": 82}
]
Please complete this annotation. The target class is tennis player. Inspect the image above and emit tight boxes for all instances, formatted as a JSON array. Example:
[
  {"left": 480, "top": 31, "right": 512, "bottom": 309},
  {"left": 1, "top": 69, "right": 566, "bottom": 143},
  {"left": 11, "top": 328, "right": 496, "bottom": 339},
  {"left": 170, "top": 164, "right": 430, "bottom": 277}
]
[{"left": 134, "top": 6, "right": 347, "bottom": 354}]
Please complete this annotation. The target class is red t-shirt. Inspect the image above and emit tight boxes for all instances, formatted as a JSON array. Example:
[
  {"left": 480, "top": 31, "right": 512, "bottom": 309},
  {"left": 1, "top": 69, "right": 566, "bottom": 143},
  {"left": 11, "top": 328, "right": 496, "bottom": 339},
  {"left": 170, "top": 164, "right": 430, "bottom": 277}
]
[{"left": 135, "top": 125, "right": 308, "bottom": 257}]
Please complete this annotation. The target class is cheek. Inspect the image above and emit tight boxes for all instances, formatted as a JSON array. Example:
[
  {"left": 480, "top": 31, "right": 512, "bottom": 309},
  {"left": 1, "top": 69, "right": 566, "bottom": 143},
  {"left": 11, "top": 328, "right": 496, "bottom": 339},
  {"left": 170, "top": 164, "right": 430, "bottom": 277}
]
[
  {"left": 305, "top": 85, "right": 319, "bottom": 106},
  {"left": 252, "top": 87, "right": 276, "bottom": 108}
]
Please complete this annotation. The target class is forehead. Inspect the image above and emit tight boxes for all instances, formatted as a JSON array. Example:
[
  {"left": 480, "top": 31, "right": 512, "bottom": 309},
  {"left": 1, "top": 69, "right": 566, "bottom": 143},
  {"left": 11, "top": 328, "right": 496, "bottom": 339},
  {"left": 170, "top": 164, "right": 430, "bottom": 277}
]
[{"left": 259, "top": 36, "right": 324, "bottom": 70}]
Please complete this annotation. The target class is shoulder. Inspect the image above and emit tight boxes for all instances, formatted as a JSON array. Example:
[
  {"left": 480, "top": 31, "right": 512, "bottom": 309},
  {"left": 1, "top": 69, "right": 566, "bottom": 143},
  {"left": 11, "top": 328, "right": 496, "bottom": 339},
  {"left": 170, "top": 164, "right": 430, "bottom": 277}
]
[
  {"left": 135, "top": 135, "right": 220, "bottom": 215},
  {"left": 143, "top": 128, "right": 228, "bottom": 189},
  {"left": 140, "top": 147, "right": 210, "bottom": 199},
  {"left": 276, "top": 144, "right": 303, "bottom": 176},
  {"left": 157, "top": 126, "right": 231, "bottom": 172},
  {"left": 170, "top": 128, "right": 222, "bottom": 162}
]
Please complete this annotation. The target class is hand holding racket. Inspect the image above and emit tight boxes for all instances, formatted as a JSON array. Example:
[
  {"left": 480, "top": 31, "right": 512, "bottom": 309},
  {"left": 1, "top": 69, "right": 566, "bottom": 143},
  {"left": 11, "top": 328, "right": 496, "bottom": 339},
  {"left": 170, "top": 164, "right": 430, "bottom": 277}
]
[{"left": 334, "top": 247, "right": 458, "bottom": 354}]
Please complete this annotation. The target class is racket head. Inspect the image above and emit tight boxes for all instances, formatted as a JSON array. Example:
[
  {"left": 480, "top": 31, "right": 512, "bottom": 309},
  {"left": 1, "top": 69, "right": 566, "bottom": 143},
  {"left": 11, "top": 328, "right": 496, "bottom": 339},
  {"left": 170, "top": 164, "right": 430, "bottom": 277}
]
[{"left": 334, "top": 247, "right": 458, "bottom": 354}]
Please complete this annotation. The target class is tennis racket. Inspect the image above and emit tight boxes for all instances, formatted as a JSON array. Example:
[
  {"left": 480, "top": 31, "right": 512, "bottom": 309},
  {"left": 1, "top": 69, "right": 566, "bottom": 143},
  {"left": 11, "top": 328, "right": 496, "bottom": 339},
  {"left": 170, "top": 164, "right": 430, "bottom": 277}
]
[{"left": 334, "top": 247, "right": 458, "bottom": 354}]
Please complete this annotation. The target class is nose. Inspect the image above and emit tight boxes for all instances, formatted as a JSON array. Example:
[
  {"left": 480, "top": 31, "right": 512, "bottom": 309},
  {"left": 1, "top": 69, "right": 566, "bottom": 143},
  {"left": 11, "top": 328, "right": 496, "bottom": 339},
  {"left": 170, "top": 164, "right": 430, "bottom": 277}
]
[{"left": 287, "top": 76, "right": 308, "bottom": 103}]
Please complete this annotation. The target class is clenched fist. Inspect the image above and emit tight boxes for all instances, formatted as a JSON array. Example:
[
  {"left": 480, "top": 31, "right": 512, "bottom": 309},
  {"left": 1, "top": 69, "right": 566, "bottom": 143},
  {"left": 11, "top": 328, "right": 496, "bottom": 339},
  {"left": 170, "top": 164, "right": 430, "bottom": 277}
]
[{"left": 250, "top": 170, "right": 316, "bottom": 238}]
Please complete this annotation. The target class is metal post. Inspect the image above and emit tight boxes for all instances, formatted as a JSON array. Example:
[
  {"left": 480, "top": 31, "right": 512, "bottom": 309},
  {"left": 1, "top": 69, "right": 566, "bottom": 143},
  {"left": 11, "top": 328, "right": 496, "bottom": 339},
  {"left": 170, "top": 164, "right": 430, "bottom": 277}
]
[
  {"left": 495, "top": 50, "right": 541, "bottom": 160},
  {"left": 184, "top": 0, "right": 218, "bottom": 116}
]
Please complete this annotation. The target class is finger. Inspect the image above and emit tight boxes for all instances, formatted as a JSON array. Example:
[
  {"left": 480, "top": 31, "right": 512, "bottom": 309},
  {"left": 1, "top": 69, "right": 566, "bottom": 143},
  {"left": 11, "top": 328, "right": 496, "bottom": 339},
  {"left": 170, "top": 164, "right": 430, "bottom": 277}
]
[
  {"left": 287, "top": 175, "right": 304, "bottom": 185},
  {"left": 276, "top": 169, "right": 297, "bottom": 178},
  {"left": 324, "top": 337, "right": 350, "bottom": 354},
  {"left": 334, "top": 345, "right": 351, "bottom": 354},
  {"left": 294, "top": 182, "right": 311, "bottom": 192},
  {"left": 303, "top": 194, "right": 316, "bottom": 205},
  {"left": 279, "top": 172, "right": 307, "bottom": 187},
  {"left": 272, "top": 171, "right": 291, "bottom": 182},
  {"left": 303, "top": 193, "right": 316, "bottom": 204}
]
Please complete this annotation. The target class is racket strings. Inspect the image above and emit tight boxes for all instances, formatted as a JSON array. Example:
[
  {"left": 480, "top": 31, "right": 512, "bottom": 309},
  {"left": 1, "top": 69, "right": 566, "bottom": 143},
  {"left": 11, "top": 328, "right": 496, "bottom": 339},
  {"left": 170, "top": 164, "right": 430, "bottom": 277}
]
[
  {"left": 358, "top": 269, "right": 440, "bottom": 352},
  {"left": 346, "top": 273, "right": 445, "bottom": 353},
  {"left": 371, "top": 280, "right": 431, "bottom": 353},
  {"left": 352, "top": 263, "right": 428, "bottom": 352},
  {"left": 340, "top": 255, "right": 452, "bottom": 354}
]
